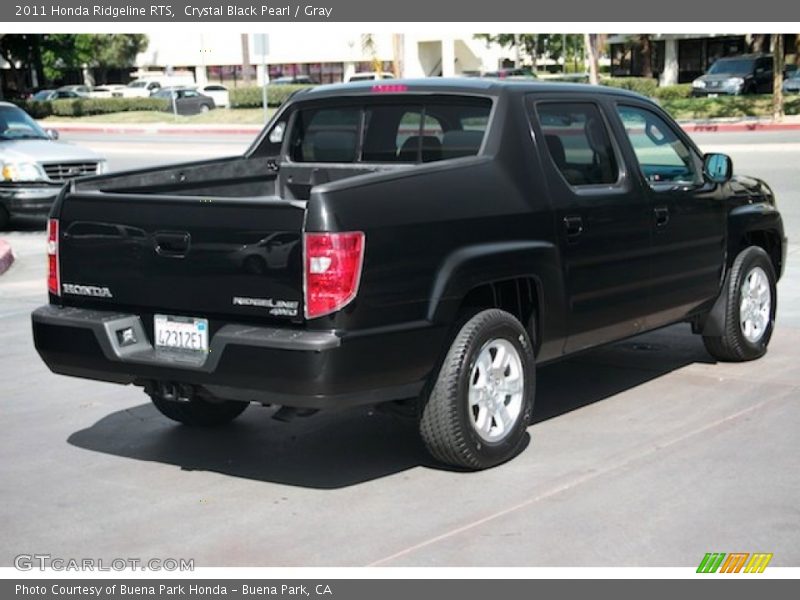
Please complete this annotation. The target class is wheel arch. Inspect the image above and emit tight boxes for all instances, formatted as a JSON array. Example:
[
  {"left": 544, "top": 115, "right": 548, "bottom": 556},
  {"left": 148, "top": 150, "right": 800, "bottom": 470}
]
[{"left": 426, "top": 240, "right": 566, "bottom": 357}]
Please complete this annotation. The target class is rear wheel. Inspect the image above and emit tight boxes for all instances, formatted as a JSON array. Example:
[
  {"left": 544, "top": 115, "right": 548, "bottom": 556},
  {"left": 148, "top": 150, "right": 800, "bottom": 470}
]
[
  {"left": 199, "top": 104, "right": 211, "bottom": 113},
  {"left": 148, "top": 386, "right": 248, "bottom": 426},
  {"left": 703, "top": 246, "right": 777, "bottom": 361},
  {"left": 419, "top": 309, "right": 535, "bottom": 470}
]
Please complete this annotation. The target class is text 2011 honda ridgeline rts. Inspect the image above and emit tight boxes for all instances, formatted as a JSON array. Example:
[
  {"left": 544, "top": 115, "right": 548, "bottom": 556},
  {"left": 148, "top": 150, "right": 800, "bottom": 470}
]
[{"left": 32, "top": 79, "right": 786, "bottom": 469}]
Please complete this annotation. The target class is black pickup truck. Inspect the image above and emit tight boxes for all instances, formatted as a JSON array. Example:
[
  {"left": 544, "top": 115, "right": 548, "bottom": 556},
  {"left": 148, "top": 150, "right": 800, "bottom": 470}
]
[{"left": 32, "top": 79, "right": 786, "bottom": 469}]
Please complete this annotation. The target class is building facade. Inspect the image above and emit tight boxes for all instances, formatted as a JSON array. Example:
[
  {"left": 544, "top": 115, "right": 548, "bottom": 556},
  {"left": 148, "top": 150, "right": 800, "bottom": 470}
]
[{"left": 133, "top": 32, "right": 513, "bottom": 86}]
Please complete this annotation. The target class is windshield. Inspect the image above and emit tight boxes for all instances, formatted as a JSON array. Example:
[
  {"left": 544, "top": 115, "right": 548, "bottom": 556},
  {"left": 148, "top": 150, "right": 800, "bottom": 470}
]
[
  {"left": 708, "top": 59, "right": 755, "bottom": 75},
  {"left": 0, "top": 105, "right": 49, "bottom": 140},
  {"left": 788, "top": 70, "right": 800, "bottom": 80},
  {"left": 32, "top": 91, "right": 52, "bottom": 101}
]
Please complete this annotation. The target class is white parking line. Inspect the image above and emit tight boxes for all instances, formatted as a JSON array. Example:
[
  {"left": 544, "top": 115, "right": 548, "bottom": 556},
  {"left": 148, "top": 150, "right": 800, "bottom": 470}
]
[{"left": 366, "top": 393, "right": 786, "bottom": 566}]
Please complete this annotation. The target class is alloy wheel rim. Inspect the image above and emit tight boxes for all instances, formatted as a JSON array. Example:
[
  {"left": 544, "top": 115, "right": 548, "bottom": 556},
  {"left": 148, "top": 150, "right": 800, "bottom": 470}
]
[
  {"left": 740, "top": 266, "right": 771, "bottom": 343},
  {"left": 468, "top": 338, "right": 524, "bottom": 442}
]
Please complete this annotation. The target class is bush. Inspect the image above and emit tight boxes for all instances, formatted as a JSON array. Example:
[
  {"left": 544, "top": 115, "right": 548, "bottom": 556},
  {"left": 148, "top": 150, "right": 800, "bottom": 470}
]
[
  {"left": 600, "top": 77, "right": 659, "bottom": 98},
  {"left": 15, "top": 97, "right": 170, "bottom": 118},
  {"left": 652, "top": 84, "right": 693, "bottom": 101},
  {"left": 229, "top": 84, "right": 313, "bottom": 108},
  {"left": 50, "top": 97, "right": 170, "bottom": 117},
  {"left": 15, "top": 100, "right": 53, "bottom": 119},
  {"left": 660, "top": 95, "right": 800, "bottom": 120}
]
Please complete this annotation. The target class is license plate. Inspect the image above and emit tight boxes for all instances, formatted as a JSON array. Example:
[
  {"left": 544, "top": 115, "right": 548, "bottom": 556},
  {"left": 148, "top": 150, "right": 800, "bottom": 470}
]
[
  {"left": 707, "top": 93, "right": 718, "bottom": 98},
  {"left": 154, "top": 314, "right": 208, "bottom": 355}
]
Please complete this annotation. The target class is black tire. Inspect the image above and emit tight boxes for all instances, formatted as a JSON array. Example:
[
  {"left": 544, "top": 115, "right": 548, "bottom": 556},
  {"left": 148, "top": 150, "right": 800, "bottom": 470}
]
[
  {"left": 703, "top": 246, "right": 777, "bottom": 362},
  {"left": 0, "top": 205, "right": 10, "bottom": 231},
  {"left": 149, "top": 390, "right": 249, "bottom": 426},
  {"left": 419, "top": 309, "right": 535, "bottom": 470}
]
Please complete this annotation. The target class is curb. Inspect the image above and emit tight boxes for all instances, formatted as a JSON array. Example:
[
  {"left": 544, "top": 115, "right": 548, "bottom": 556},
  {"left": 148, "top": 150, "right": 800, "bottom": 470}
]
[
  {"left": 0, "top": 239, "right": 14, "bottom": 276},
  {"left": 43, "top": 119, "right": 800, "bottom": 137},
  {"left": 42, "top": 122, "right": 263, "bottom": 137},
  {"left": 680, "top": 121, "right": 800, "bottom": 133}
]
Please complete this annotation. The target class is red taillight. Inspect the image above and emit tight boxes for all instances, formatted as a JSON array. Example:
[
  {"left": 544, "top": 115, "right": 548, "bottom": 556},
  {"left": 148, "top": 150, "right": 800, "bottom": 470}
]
[
  {"left": 47, "top": 218, "right": 60, "bottom": 296},
  {"left": 304, "top": 232, "right": 365, "bottom": 319}
]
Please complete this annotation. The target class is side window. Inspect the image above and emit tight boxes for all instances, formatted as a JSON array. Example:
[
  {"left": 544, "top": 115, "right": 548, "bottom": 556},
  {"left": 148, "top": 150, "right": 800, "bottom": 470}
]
[
  {"left": 535, "top": 102, "right": 619, "bottom": 186},
  {"left": 616, "top": 105, "right": 701, "bottom": 185}
]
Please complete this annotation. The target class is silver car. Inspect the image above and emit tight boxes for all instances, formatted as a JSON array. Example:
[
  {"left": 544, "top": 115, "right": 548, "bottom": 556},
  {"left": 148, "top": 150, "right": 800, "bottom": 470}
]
[
  {"left": 783, "top": 70, "right": 800, "bottom": 94},
  {"left": 0, "top": 102, "right": 107, "bottom": 230}
]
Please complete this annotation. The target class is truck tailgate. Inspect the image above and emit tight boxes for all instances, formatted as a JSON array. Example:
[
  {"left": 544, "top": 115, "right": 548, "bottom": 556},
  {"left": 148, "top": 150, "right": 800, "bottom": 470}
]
[{"left": 57, "top": 192, "right": 305, "bottom": 322}]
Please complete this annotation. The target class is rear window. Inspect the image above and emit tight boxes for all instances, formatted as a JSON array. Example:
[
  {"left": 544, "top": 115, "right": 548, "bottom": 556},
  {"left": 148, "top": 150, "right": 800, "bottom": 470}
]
[{"left": 288, "top": 96, "right": 492, "bottom": 163}]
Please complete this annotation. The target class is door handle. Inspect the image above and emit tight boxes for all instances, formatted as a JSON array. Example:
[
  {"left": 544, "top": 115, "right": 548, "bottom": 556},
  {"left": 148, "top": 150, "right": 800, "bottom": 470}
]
[
  {"left": 154, "top": 231, "right": 191, "bottom": 257},
  {"left": 563, "top": 215, "right": 584, "bottom": 239},
  {"left": 654, "top": 206, "right": 670, "bottom": 228}
]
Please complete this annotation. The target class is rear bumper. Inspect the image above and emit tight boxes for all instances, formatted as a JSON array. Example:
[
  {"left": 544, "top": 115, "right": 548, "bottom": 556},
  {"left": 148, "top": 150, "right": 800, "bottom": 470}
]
[
  {"left": 0, "top": 184, "right": 62, "bottom": 216},
  {"left": 32, "top": 305, "right": 442, "bottom": 408}
]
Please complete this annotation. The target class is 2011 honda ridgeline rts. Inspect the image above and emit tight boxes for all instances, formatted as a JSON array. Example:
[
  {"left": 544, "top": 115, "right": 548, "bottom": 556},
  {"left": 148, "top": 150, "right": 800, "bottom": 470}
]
[{"left": 32, "top": 79, "right": 786, "bottom": 469}]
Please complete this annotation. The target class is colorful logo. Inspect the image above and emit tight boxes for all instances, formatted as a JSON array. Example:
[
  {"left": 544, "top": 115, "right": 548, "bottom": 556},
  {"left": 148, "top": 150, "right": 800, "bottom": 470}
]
[{"left": 697, "top": 552, "right": 773, "bottom": 573}]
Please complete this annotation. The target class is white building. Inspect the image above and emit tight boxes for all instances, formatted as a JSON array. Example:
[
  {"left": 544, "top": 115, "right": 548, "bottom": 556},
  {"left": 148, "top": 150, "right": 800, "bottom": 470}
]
[{"left": 133, "top": 32, "right": 515, "bottom": 85}]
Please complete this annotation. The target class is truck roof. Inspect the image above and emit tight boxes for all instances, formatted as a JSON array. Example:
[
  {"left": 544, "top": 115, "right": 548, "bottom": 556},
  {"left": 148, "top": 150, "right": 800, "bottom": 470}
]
[{"left": 298, "top": 77, "right": 649, "bottom": 101}]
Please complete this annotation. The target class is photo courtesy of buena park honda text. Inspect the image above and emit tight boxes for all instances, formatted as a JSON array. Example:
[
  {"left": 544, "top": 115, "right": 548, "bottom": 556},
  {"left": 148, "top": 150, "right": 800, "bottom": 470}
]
[{"left": 0, "top": 0, "right": 798, "bottom": 597}]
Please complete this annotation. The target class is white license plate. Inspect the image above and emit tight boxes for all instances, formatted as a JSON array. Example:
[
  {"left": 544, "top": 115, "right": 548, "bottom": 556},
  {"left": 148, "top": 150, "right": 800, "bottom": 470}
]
[
  {"left": 154, "top": 314, "right": 208, "bottom": 354},
  {"left": 707, "top": 93, "right": 719, "bottom": 98}
]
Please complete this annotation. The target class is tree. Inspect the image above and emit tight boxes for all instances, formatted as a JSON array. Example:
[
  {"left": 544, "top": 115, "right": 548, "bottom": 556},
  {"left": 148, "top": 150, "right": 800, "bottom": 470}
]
[
  {"left": 638, "top": 35, "right": 653, "bottom": 78},
  {"left": 72, "top": 34, "right": 148, "bottom": 84},
  {"left": 0, "top": 34, "right": 148, "bottom": 95},
  {"left": 474, "top": 34, "right": 583, "bottom": 71},
  {"left": 772, "top": 34, "right": 784, "bottom": 122},
  {"left": 584, "top": 33, "right": 600, "bottom": 85},
  {"left": 0, "top": 34, "right": 39, "bottom": 94}
]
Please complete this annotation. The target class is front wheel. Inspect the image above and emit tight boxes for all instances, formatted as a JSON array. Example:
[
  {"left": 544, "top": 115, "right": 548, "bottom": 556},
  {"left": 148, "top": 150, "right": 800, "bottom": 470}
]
[
  {"left": 703, "top": 246, "right": 777, "bottom": 362},
  {"left": 419, "top": 309, "right": 535, "bottom": 470}
]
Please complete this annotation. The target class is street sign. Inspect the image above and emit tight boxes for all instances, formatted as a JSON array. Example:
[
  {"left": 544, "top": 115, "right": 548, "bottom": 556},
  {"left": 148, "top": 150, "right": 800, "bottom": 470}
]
[{"left": 253, "top": 34, "right": 270, "bottom": 61}]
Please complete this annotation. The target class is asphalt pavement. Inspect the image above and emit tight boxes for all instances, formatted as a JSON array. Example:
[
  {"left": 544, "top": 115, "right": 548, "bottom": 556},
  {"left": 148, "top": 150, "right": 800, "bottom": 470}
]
[{"left": 0, "top": 129, "right": 798, "bottom": 567}]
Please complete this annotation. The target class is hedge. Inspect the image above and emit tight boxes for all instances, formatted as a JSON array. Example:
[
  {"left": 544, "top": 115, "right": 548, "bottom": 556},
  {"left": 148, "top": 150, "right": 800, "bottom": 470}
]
[
  {"left": 16, "top": 97, "right": 170, "bottom": 118},
  {"left": 229, "top": 84, "right": 314, "bottom": 108},
  {"left": 600, "top": 77, "right": 659, "bottom": 97},
  {"left": 652, "top": 84, "right": 693, "bottom": 100},
  {"left": 661, "top": 95, "right": 800, "bottom": 120}
]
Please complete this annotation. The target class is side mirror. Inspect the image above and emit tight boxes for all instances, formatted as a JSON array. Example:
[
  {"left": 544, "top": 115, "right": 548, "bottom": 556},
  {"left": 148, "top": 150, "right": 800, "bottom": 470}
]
[
  {"left": 45, "top": 128, "right": 59, "bottom": 140},
  {"left": 703, "top": 153, "right": 732, "bottom": 184}
]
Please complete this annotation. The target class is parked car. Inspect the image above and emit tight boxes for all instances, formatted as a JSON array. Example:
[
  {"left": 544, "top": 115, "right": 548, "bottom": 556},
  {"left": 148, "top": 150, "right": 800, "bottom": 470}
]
[
  {"left": 0, "top": 102, "right": 106, "bottom": 229},
  {"left": 89, "top": 85, "right": 127, "bottom": 99},
  {"left": 482, "top": 68, "right": 537, "bottom": 80},
  {"left": 57, "top": 85, "right": 91, "bottom": 97},
  {"left": 199, "top": 84, "right": 230, "bottom": 108},
  {"left": 32, "top": 80, "right": 785, "bottom": 469},
  {"left": 782, "top": 69, "right": 800, "bottom": 94},
  {"left": 272, "top": 75, "right": 316, "bottom": 85},
  {"left": 153, "top": 88, "right": 216, "bottom": 115},
  {"left": 347, "top": 72, "right": 395, "bottom": 82},
  {"left": 120, "top": 78, "right": 163, "bottom": 98},
  {"left": 31, "top": 89, "right": 82, "bottom": 101},
  {"left": 692, "top": 54, "right": 774, "bottom": 96}
]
